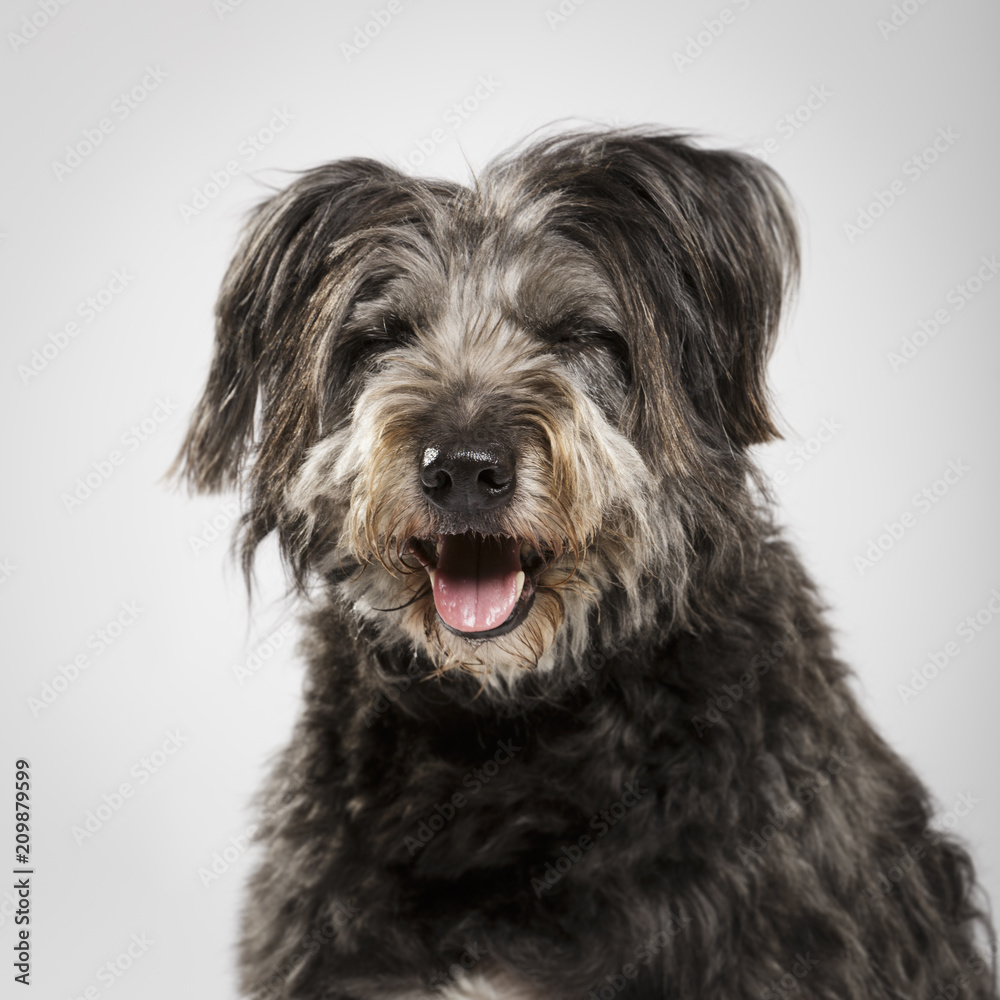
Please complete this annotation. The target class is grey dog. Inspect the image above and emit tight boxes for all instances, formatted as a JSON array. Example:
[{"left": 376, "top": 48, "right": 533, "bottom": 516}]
[{"left": 175, "top": 129, "right": 996, "bottom": 999}]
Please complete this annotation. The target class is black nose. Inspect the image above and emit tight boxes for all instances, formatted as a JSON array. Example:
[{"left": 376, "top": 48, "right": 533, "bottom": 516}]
[{"left": 420, "top": 443, "right": 515, "bottom": 512}]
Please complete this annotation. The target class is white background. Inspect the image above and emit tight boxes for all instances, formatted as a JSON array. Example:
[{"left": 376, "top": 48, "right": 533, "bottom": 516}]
[{"left": 1, "top": 0, "right": 998, "bottom": 996}]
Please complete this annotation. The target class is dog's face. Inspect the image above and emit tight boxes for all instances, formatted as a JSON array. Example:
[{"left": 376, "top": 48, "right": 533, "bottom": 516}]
[{"left": 176, "top": 131, "right": 797, "bottom": 682}]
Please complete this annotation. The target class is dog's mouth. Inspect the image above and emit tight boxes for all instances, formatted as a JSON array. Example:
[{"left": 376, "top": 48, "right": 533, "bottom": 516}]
[{"left": 405, "top": 534, "right": 548, "bottom": 639}]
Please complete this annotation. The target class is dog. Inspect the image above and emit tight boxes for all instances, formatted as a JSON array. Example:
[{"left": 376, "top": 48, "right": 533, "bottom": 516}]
[{"left": 174, "top": 129, "right": 997, "bottom": 999}]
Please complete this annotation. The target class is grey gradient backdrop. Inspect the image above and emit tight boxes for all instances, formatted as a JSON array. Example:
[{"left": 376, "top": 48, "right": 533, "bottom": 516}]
[{"left": 2, "top": 0, "right": 998, "bottom": 996}]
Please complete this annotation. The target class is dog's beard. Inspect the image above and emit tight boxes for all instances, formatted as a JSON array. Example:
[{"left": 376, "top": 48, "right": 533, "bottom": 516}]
[{"left": 328, "top": 536, "right": 637, "bottom": 683}]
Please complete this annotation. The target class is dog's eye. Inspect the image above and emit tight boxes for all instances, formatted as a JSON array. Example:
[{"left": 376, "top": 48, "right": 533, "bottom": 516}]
[
  {"left": 538, "top": 325, "right": 630, "bottom": 374},
  {"left": 334, "top": 316, "right": 416, "bottom": 382},
  {"left": 374, "top": 314, "right": 416, "bottom": 345},
  {"left": 352, "top": 315, "right": 416, "bottom": 356}
]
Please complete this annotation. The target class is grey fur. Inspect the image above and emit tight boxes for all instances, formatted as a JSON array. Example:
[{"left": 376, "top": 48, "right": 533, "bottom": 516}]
[{"left": 174, "top": 129, "right": 997, "bottom": 999}]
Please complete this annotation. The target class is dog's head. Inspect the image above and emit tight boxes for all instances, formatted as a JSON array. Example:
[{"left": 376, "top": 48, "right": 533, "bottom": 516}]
[{"left": 175, "top": 130, "right": 798, "bottom": 682}]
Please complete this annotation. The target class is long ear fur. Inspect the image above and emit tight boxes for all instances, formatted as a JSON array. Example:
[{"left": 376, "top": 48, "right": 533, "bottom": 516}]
[
  {"left": 171, "top": 159, "right": 410, "bottom": 495},
  {"left": 172, "top": 158, "right": 465, "bottom": 582},
  {"left": 509, "top": 130, "right": 799, "bottom": 461},
  {"left": 607, "top": 132, "right": 800, "bottom": 450}
]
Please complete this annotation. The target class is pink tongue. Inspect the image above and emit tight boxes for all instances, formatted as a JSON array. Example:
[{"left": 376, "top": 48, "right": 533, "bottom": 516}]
[{"left": 432, "top": 534, "right": 522, "bottom": 633}]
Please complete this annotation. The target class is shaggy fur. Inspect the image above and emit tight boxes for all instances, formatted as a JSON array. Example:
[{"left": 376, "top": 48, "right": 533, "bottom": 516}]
[{"left": 174, "top": 129, "right": 996, "bottom": 999}]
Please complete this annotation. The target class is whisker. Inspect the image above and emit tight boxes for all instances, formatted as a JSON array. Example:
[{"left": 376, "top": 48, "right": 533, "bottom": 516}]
[{"left": 370, "top": 582, "right": 431, "bottom": 613}]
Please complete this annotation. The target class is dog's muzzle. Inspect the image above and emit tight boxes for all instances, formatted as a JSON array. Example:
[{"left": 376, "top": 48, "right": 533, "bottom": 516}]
[{"left": 409, "top": 442, "right": 546, "bottom": 638}]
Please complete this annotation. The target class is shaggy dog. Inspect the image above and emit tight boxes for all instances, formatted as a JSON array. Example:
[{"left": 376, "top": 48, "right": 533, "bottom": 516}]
[{"left": 175, "top": 130, "right": 996, "bottom": 999}]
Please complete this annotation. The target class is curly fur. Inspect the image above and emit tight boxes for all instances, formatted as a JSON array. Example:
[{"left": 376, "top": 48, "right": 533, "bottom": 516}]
[{"left": 174, "top": 128, "right": 997, "bottom": 999}]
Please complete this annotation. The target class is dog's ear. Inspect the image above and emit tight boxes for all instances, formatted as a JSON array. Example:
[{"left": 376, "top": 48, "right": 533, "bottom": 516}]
[
  {"left": 625, "top": 135, "right": 799, "bottom": 451},
  {"left": 172, "top": 158, "right": 408, "bottom": 496},
  {"left": 558, "top": 133, "right": 799, "bottom": 456}
]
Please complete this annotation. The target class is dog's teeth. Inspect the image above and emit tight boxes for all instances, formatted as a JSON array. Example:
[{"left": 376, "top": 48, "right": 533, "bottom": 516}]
[
  {"left": 427, "top": 567, "right": 436, "bottom": 587},
  {"left": 514, "top": 570, "right": 525, "bottom": 601}
]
